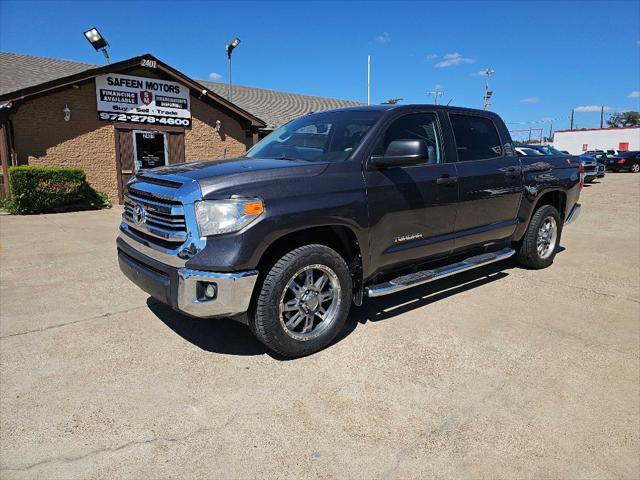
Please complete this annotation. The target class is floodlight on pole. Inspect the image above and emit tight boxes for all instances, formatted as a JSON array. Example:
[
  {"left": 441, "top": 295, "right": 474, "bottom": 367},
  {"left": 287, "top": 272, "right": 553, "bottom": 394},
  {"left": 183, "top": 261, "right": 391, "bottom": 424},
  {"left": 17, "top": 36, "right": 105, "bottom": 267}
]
[
  {"left": 225, "top": 37, "right": 241, "bottom": 102},
  {"left": 83, "top": 28, "right": 110, "bottom": 64},
  {"left": 482, "top": 68, "right": 495, "bottom": 110}
]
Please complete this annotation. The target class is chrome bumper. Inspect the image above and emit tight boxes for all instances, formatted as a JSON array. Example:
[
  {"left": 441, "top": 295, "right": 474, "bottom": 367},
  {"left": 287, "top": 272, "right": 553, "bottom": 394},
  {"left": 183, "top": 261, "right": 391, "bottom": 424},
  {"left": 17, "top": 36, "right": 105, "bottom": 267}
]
[
  {"left": 177, "top": 268, "right": 258, "bottom": 317},
  {"left": 565, "top": 203, "right": 581, "bottom": 225}
]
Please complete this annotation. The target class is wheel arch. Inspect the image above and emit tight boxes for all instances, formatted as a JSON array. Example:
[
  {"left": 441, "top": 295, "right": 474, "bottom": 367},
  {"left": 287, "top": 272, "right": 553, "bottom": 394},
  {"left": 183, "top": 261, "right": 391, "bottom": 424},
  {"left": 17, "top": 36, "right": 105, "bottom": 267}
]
[{"left": 255, "top": 225, "right": 364, "bottom": 299}]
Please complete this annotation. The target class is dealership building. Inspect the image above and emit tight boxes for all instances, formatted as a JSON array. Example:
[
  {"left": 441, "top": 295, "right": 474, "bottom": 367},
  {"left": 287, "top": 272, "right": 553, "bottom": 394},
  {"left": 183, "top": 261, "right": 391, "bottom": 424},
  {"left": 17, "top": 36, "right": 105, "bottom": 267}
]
[
  {"left": 553, "top": 126, "right": 640, "bottom": 155},
  {"left": 0, "top": 52, "right": 361, "bottom": 203}
]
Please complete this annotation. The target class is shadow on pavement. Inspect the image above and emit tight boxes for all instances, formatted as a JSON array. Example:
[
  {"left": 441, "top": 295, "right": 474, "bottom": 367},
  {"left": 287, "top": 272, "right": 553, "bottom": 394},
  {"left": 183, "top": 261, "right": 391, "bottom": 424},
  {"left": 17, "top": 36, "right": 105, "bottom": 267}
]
[{"left": 147, "top": 260, "right": 518, "bottom": 358}]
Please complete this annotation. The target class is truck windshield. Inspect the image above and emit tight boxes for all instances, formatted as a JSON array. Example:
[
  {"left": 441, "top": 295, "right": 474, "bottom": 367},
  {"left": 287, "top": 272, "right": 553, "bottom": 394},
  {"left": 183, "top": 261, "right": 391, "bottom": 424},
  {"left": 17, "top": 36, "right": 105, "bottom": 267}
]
[{"left": 245, "top": 110, "right": 383, "bottom": 163}]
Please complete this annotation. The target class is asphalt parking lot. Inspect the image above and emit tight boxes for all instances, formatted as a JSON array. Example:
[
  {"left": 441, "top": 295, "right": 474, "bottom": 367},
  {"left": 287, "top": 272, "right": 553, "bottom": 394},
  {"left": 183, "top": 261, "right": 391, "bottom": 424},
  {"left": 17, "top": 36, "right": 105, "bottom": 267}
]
[{"left": 1, "top": 173, "right": 638, "bottom": 479}]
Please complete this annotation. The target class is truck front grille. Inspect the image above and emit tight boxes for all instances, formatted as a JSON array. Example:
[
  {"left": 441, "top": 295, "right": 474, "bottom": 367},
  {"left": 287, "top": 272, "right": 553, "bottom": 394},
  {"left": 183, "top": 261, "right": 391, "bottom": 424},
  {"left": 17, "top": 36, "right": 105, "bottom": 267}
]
[{"left": 123, "top": 188, "right": 188, "bottom": 249}]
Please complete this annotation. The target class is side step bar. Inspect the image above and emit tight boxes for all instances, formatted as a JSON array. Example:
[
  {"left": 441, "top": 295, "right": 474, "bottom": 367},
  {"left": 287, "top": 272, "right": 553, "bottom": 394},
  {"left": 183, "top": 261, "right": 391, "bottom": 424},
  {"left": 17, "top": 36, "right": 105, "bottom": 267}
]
[{"left": 364, "top": 248, "right": 515, "bottom": 298}]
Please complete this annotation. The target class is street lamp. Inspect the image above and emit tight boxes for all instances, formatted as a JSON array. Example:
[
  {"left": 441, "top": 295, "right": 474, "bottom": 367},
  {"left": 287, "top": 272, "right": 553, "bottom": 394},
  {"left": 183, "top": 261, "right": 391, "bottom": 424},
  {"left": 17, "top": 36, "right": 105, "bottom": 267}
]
[
  {"left": 225, "top": 37, "right": 241, "bottom": 102},
  {"left": 83, "top": 28, "right": 110, "bottom": 64},
  {"left": 482, "top": 68, "right": 495, "bottom": 110}
]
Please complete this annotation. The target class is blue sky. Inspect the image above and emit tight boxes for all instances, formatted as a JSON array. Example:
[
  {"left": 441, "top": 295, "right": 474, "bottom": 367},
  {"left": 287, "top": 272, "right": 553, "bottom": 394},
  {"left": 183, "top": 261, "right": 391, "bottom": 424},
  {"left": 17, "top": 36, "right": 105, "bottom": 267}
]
[{"left": 1, "top": 0, "right": 638, "bottom": 131}]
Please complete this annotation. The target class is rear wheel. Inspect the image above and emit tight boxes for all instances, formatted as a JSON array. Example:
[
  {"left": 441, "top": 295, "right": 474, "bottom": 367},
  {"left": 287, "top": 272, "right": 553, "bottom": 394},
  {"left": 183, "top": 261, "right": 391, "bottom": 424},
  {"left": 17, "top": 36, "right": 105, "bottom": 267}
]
[
  {"left": 250, "top": 244, "right": 352, "bottom": 358},
  {"left": 516, "top": 204, "right": 562, "bottom": 269},
  {"left": 631, "top": 163, "right": 640, "bottom": 173}
]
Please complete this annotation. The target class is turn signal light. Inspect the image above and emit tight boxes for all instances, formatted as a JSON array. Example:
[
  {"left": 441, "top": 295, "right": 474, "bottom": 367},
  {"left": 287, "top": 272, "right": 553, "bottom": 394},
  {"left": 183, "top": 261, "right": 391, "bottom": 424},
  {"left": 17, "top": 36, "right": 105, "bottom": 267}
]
[{"left": 243, "top": 201, "right": 264, "bottom": 216}]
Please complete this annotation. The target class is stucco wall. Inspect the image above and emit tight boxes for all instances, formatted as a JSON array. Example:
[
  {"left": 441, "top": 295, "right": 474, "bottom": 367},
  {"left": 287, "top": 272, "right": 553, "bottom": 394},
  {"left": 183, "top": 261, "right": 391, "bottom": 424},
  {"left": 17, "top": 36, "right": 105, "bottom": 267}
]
[{"left": 10, "top": 72, "right": 250, "bottom": 203}]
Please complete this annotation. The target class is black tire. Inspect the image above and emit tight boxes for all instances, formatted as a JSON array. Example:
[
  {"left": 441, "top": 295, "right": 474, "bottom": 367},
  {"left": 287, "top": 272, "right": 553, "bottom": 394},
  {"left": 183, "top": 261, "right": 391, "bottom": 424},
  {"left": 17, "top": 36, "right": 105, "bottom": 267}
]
[
  {"left": 631, "top": 162, "right": 640, "bottom": 173},
  {"left": 249, "top": 244, "right": 352, "bottom": 358},
  {"left": 515, "top": 204, "right": 562, "bottom": 269}
]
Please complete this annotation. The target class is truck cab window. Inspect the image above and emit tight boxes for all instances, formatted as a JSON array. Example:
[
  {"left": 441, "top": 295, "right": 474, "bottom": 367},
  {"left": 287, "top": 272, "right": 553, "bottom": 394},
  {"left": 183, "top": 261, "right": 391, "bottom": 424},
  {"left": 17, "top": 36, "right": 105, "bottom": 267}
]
[
  {"left": 450, "top": 114, "right": 502, "bottom": 161},
  {"left": 374, "top": 113, "right": 442, "bottom": 164}
]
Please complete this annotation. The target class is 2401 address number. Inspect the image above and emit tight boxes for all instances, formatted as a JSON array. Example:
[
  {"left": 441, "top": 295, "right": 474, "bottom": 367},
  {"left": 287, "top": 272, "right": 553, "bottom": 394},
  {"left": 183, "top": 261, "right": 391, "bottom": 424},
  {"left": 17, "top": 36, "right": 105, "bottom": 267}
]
[{"left": 98, "top": 112, "right": 191, "bottom": 126}]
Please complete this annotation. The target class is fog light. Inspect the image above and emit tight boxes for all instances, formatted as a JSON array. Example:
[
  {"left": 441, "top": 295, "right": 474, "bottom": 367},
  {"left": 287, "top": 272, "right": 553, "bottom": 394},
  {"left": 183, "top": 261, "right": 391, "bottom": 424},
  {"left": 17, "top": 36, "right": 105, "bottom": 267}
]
[{"left": 205, "top": 283, "right": 217, "bottom": 299}]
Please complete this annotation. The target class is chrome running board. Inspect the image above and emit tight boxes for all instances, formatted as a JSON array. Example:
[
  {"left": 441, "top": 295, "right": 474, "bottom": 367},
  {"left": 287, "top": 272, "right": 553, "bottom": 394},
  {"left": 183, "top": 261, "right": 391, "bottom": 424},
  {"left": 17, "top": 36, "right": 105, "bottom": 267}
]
[{"left": 364, "top": 248, "right": 515, "bottom": 298}]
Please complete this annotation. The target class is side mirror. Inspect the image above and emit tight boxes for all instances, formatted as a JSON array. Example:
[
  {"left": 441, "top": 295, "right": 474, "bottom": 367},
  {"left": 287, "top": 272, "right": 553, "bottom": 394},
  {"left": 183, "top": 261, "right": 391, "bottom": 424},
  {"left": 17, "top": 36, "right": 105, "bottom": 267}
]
[{"left": 370, "top": 139, "right": 428, "bottom": 168}]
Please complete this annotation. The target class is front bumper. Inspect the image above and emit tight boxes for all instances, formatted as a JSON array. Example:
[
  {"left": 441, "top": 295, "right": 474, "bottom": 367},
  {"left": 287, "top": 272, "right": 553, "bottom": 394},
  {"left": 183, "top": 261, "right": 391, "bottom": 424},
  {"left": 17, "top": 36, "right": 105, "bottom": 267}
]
[{"left": 117, "top": 237, "right": 258, "bottom": 318}]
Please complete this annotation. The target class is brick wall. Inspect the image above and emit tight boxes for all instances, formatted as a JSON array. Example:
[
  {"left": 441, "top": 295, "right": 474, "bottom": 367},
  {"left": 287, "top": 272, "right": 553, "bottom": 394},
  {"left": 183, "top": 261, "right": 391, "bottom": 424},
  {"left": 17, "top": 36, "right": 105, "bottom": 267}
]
[
  {"left": 185, "top": 96, "right": 247, "bottom": 161},
  {"left": 10, "top": 73, "right": 249, "bottom": 203},
  {"left": 12, "top": 82, "right": 119, "bottom": 201}
]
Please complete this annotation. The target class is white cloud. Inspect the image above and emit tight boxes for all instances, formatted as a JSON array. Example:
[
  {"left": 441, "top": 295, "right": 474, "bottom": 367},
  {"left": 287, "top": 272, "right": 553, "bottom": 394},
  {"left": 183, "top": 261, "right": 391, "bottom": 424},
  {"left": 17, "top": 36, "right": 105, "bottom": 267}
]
[
  {"left": 574, "top": 105, "right": 613, "bottom": 112},
  {"left": 435, "top": 53, "right": 475, "bottom": 68},
  {"left": 434, "top": 84, "right": 445, "bottom": 90},
  {"left": 520, "top": 96, "right": 540, "bottom": 104},
  {"left": 628, "top": 91, "right": 640, "bottom": 98},
  {"left": 471, "top": 69, "right": 487, "bottom": 76},
  {"left": 426, "top": 54, "right": 438, "bottom": 61},
  {"left": 208, "top": 72, "right": 222, "bottom": 81},
  {"left": 374, "top": 32, "right": 391, "bottom": 44}
]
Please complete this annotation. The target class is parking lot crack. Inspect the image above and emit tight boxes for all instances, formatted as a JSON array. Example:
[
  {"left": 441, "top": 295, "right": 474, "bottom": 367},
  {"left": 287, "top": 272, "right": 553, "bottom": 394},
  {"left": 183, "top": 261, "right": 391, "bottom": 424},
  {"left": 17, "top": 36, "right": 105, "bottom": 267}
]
[
  {"left": 0, "top": 415, "right": 237, "bottom": 473},
  {"left": 0, "top": 305, "right": 148, "bottom": 339}
]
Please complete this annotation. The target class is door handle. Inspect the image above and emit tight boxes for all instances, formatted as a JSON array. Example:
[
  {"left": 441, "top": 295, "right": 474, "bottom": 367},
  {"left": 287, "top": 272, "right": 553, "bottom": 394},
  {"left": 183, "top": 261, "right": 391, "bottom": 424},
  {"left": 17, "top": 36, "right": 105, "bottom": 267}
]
[
  {"left": 504, "top": 166, "right": 521, "bottom": 177},
  {"left": 436, "top": 174, "right": 458, "bottom": 186}
]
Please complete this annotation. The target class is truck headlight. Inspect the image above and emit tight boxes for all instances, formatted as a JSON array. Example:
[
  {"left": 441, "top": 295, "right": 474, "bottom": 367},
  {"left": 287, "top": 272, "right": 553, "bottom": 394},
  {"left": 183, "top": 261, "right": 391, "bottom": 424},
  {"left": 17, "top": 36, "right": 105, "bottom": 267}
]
[{"left": 195, "top": 198, "right": 264, "bottom": 236}]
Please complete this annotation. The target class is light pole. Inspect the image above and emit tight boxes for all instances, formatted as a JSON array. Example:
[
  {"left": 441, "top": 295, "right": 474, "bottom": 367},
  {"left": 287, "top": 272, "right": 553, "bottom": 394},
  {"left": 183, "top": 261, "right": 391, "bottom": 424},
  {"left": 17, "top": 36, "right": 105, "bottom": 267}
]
[
  {"left": 482, "top": 68, "right": 495, "bottom": 110},
  {"left": 83, "top": 28, "right": 110, "bottom": 64},
  {"left": 427, "top": 90, "right": 444, "bottom": 105},
  {"left": 225, "top": 37, "right": 241, "bottom": 102}
]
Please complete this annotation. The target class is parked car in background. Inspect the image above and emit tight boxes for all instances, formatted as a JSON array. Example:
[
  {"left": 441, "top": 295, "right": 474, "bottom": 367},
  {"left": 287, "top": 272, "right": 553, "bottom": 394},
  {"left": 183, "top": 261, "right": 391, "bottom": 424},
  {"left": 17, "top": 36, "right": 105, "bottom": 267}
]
[
  {"left": 515, "top": 147, "right": 544, "bottom": 156},
  {"left": 521, "top": 144, "right": 570, "bottom": 156},
  {"left": 516, "top": 144, "right": 599, "bottom": 183},
  {"left": 606, "top": 151, "right": 640, "bottom": 173}
]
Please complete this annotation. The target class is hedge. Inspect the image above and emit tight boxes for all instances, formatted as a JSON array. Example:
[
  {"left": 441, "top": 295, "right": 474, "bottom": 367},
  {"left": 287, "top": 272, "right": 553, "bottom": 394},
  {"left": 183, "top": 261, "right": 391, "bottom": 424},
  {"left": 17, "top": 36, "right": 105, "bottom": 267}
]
[{"left": 5, "top": 166, "right": 110, "bottom": 214}]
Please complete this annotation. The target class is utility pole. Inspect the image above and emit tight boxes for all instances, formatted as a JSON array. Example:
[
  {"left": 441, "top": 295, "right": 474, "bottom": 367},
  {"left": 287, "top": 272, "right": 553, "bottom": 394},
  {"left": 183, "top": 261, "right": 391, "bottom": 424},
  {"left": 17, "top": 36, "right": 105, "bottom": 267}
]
[
  {"left": 600, "top": 106, "right": 604, "bottom": 128},
  {"left": 482, "top": 68, "right": 495, "bottom": 110},
  {"left": 570, "top": 109, "right": 574, "bottom": 130},
  {"left": 367, "top": 55, "right": 371, "bottom": 106},
  {"left": 427, "top": 90, "right": 444, "bottom": 105}
]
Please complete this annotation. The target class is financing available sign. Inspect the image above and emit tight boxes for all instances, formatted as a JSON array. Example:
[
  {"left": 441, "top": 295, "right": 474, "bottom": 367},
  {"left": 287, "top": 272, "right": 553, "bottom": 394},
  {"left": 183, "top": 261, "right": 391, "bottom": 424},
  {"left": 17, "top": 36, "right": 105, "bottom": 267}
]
[{"left": 95, "top": 73, "right": 191, "bottom": 126}]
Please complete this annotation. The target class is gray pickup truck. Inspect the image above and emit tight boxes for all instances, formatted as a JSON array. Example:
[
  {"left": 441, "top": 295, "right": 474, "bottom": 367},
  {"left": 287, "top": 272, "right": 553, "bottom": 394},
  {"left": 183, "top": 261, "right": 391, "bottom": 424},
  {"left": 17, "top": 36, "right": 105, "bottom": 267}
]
[{"left": 118, "top": 105, "right": 582, "bottom": 357}]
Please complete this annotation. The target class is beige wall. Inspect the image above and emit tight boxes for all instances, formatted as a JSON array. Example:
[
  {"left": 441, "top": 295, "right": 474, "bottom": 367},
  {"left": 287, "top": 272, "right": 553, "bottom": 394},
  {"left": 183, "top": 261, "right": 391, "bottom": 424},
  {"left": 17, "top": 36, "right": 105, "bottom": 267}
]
[
  {"left": 10, "top": 71, "right": 250, "bottom": 203},
  {"left": 12, "top": 82, "right": 119, "bottom": 201},
  {"left": 186, "top": 97, "right": 248, "bottom": 161}
]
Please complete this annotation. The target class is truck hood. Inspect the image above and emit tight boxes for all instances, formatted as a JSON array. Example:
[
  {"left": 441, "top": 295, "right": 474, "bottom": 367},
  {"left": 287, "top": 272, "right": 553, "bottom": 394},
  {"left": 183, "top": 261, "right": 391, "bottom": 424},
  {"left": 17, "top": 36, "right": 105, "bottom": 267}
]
[{"left": 138, "top": 157, "right": 328, "bottom": 197}]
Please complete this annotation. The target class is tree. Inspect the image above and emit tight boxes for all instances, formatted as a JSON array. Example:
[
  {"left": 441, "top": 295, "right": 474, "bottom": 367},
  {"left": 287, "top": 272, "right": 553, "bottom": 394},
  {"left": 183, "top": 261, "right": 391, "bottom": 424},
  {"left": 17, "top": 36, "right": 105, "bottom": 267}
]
[
  {"left": 381, "top": 98, "right": 403, "bottom": 105},
  {"left": 607, "top": 111, "right": 640, "bottom": 127}
]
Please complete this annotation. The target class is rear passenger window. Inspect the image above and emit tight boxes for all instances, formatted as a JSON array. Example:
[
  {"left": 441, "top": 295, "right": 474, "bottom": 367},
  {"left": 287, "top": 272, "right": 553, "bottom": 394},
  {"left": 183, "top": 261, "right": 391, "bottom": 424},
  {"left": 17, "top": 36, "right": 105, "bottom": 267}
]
[{"left": 450, "top": 114, "right": 502, "bottom": 161}]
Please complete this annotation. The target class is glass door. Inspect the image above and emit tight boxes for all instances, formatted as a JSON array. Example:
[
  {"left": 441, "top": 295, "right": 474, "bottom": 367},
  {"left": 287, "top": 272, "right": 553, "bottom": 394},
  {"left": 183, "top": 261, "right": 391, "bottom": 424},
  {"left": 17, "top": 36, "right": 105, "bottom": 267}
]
[{"left": 132, "top": 130, "right": 168, "bottom": 171}]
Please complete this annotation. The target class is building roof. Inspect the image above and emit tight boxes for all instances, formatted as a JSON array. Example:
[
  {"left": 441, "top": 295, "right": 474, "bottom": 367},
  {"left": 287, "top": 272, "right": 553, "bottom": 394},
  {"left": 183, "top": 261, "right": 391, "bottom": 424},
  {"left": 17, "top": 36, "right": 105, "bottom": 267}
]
[{"left": 0, "top": 52, "right": 363, "bottom": 129}]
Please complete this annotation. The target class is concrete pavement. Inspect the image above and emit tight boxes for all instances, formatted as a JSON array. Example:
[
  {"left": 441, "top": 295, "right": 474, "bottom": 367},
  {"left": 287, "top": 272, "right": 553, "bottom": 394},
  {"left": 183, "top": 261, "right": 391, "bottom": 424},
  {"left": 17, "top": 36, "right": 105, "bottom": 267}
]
[{"left": 1, "top": 174, "right": 638, "bottom": 479}]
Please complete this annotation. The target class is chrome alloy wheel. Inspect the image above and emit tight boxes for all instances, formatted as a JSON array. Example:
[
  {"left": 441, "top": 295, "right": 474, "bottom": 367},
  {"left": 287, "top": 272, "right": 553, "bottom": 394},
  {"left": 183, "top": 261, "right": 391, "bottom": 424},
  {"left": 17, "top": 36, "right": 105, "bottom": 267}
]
[
  {"left": 536, "top": 216, "right": 558, "bottom": 260},
  {"left": 632, "top": 163, "right": 640, "bottom": 173},
  {"left": 279, "top": 264, "right": 341, "bottom": 341}
]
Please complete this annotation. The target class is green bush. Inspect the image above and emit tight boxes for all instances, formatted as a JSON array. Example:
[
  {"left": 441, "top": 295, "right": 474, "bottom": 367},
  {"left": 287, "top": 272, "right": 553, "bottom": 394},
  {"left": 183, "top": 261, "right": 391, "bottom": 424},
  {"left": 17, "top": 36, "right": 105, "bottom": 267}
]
[{"left": 6, "top": 166, "right": 110, "bottom": 214}]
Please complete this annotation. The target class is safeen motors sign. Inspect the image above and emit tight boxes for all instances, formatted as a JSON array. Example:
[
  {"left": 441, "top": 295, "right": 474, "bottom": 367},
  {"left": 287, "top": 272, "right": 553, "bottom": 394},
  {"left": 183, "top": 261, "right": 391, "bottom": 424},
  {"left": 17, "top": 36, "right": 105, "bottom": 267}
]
[{"left": 95, "top": 73, "right": 191, "bottom": 126}]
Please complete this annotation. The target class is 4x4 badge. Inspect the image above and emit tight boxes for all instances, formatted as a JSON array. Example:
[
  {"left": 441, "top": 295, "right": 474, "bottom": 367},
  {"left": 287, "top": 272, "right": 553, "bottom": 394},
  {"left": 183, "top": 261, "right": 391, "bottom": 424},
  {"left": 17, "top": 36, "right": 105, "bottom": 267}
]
[{"left": 133, "top": 204, "right": 146, "bottom": 226}]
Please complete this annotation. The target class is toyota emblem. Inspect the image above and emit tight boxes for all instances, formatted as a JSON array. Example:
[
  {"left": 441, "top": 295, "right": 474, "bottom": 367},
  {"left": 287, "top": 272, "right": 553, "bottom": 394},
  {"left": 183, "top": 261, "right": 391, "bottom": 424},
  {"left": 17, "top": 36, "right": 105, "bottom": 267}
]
[{"left": 133, "top": 204, "right": 146, "bottom": 226}]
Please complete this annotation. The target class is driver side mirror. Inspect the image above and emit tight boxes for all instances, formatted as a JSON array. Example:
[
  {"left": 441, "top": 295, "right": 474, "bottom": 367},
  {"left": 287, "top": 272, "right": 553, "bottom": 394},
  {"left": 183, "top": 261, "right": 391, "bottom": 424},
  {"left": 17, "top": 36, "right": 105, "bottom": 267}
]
[{"left": 370, "top": 139, "right": 428, "bottom": 169}]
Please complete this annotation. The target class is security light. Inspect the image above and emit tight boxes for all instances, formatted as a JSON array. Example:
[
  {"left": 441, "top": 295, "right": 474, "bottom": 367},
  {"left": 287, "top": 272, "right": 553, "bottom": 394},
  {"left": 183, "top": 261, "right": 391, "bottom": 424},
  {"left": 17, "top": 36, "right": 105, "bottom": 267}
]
[
  {"left": 225, "top": 37, "right": 242, "bottom": 102},
  {"left": 83, "top": 28, "right": 111, "bottom": 63}
]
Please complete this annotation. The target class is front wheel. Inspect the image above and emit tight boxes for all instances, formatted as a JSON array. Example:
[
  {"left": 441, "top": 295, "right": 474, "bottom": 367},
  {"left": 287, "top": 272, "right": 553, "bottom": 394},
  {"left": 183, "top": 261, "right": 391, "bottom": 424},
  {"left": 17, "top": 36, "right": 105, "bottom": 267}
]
[
  {"left": 515, "top": 204, "right": 562, "bottom": 269},
  {"left": 250, "top": 244, "right": 352, "bottom": 358},
  {"left": 631, "top": 163, "right": 640, "bottom": 173}
]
